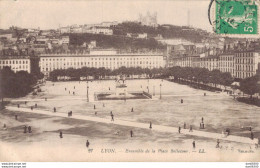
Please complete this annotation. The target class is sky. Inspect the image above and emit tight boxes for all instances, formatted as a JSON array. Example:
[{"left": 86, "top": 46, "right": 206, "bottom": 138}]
[{"left": 0, "top": 0, "right": 213, "bottom": 32}]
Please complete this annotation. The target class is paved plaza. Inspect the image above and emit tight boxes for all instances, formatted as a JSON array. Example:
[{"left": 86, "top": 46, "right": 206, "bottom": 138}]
[{"left": 1, "top": 79, "right": 260, "bottom": 161}]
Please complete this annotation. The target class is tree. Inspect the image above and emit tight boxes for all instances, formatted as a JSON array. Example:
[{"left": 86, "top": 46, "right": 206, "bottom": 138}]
[
  {"left": 240, "top": 75, "right": 260, "bottom": 98},
  {"left": 209, "top": 69, "right": 222, "bottom": 88},
  {"left": 220, "top": 72, "right": 233, "bottom": 90},
  {"left": 0, "top": 67, "right": 37, "bottom": 98}
]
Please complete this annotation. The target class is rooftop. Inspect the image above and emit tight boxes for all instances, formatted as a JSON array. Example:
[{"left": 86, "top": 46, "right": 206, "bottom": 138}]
[
  {"left": 0, "top": 56, "right": 30, "bottom": 59},
  {"left": 40, "top": 53, "right": 163, "bottom": 57}
]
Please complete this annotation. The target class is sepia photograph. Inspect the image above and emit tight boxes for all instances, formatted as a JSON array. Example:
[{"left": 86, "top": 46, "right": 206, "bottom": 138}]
[{"left": 0, "top": 0, "right": 260, "bottom": 164}]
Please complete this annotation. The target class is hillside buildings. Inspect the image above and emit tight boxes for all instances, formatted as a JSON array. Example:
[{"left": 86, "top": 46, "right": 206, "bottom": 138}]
[{"left": 58, "top": 21, "right": 116, "bottom": 35}]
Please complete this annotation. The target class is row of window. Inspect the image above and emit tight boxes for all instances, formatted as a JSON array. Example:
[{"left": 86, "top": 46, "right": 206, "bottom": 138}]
[
  {"left": 42, "top": 61, "right": 160, "bottom": 66},
  {"left": 42, "top": 65, "right": 161, "bottom": 72},
  {"left": 220, "top": 58, "right": 234, "bottom": 61},
  {"left": 42, "top": 63, "right": 161, "bottom": 69},
  {"left": 235, "top": 72, "right": 254, "bottom": 79},
  {"left": 220, "top": 68, "right": 234, "bottom": 74},
  {"left": 0, "top": 65, "right": 29, "bottom": 70},
  {"left": 235, "top": 58, "right": 254, "bottom": 64},
  {"left": 41, "top": 57, "right": 161, "bottom": 61},
  {"left": 236, "top": 52, "right": 254, "bottom": 57},
  {"left": 219, "top": 62, "right": 233, "bottom": 67},
  {"left": 0, "top": 60, "right": 29, "bottom": 64},
  {"left": 235, "top": 65, "right": 254, "bottom": 71}
]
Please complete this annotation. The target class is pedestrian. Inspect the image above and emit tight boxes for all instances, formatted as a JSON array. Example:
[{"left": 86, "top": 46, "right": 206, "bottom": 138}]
[
  {"left": 103, "top": 103, "right": 105, "bottom": 107},
  {"left": 149, "top": 122, "right": 152, "bottom": 129},
  {"left": 45, "top": 98, "right": 47, "bottom": 101},
  {"left": 94, "top": 105, "right": 96, "bottom": 109},
  {"left": 192, "top": 141, "right": 196, "bottom": 148},
  {"left": 201, "top": 117, "right": 204, "bottom": 123},
  {"left": 189, "top": 125, "right": 193, "bottom": 132},
  {"left": 95, "top": 112, "right": 97, "bottom": 116},
  {"left": 249, "top": 126, "right": 252, "bottom": 131},
  {"left": 59, "top": 131, "right": 63, "bottom": 138},
  {"left": 35, "top": 103, "right": 37, "bottom": 108},
  {"left": 184, "top": 122, "right": 186, "bottom": 129},
  {"left": 111, "top": 114, "right": 114, "bottom": 121},
  {"left": 24, "top": 126, "right": 27, "bottom": 133},
  {"left": 130, "top": 130, "right": 133, "bottom": 137},
  {"left": 73, "top": 92, "right": 75, "bottom": 95},
  {"left": 251, "top": 131, "right": 254, "bottom": 140},
  {"left": 54, "top": 107, "right": 56, "bottom": 112},
  {"left": 69, "top": 91, "right": 70, "bottom": 94},
  {"left": 201, "top": 122, "right": 204, "bottom": 129},
  {"left": 216, "top": 139, "right": 220, "bottom": 148},
  {"left": 17, "top": 104, "right": 20, "bottom": 108},
  {"left": 181, "top": 99, "right": 183, "bottom": 103},
  {"left": 65, "top": 88, "right": 66, "bottom": 91},
  {"left": 109, "top": 87, "right": 110, "bottom": 90},
  {"left": 226, "top": 128, "right": 230, "bottom": 136},
  {"left": 86, "top": 140, "right": 90, "bottom": 148},
  {"left": 74, "top": 86, "right": 75, "bottom": 89},
  {"left": 178, "top": 126, "right": 181, "bottom": 133},
  {"left": 25, "top": 101, "right": 27, "bottom": 105},
  {"left": 3, "top": 124, "right": 6, "bottom": 130},
  {"left": 31, "top": 106, "right": 33, "bottom": 110},
  {"left": 204, "top": 93, "right": 206, "bottom": 96},
  {"left": 28, "top": 126, "right": 32, "bottom": 133},
  {"left": 15, "top": 115, "right": 18, "bottom": 120},
  {"left": 131, "top": 108, "right": 134, "bottom": 112}
]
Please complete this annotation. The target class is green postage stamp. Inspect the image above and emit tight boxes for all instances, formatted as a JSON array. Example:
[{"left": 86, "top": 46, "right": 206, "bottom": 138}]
[{"left": 214, "top": 0, "right": 259, "bottom": 35}]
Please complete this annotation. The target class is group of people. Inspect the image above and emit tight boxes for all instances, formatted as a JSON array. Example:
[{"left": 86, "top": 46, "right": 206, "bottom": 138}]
[
  {"left": 178, "top": 123, "right": 193, "bottom": 133},
  {"left": 12, "top": 83, "right": 259, "bottom": 151},
  {"left": 65, "top": 86, "right": 77, "bottom": 95},
  {"left": 23, "top": 125, "right": 32, "bottom": 133},
  {"left": 58, "top": 130, "right": 90, "bottom": 148}
]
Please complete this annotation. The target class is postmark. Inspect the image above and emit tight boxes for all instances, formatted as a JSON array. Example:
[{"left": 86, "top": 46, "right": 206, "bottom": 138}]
[{"left": 210, "top": 0, "right": 260, "bottom": 36}]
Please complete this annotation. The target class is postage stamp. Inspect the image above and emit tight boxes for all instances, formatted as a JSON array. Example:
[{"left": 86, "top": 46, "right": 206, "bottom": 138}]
[{"left": 214, "top": 0, "right": 259, "bottom": 35}]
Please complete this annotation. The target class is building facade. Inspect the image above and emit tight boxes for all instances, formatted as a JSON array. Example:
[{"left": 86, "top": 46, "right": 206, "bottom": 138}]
[
  {"left": 200, "top": 56, "right": 219, "bottom": 71},
  {"left": 0, "top": 56, "right": 31, "bottom": 73},
  {"left": 39, "top": 52, "right": 165, "bottom": 76},
  {"left": 219, "top": 53, "right": 235, "bottom": 77},
  {"left": 234, "top": 51, "right": 260, "bottom": 79}
]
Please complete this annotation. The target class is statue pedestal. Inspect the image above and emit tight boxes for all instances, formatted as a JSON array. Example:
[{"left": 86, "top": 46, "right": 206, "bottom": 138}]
[{"left": 115, "top": 84, "right": 127, "bottom": 96}]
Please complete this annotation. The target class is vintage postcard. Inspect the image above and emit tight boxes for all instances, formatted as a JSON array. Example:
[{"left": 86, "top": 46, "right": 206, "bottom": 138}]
[{"left": 0, "top": 0, "right": 260, "bottom": 163}]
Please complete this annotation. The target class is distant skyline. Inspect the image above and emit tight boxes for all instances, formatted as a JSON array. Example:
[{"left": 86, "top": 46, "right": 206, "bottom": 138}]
[{"left": 0, "top": 0, "right": 212, "bottom": 32}]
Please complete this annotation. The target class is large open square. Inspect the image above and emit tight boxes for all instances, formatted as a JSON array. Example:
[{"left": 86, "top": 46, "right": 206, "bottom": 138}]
[{"left": 1, "top": 79, "right": 260, "bottom": 161}]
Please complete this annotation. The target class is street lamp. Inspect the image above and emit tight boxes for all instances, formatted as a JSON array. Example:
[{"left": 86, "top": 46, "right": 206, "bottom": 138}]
[
  {"left": 160, "top": 84, "right": 162, "bottom": 99},
  {"left": 87, "top": 81, "right": 89, "bottom": 102}
]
